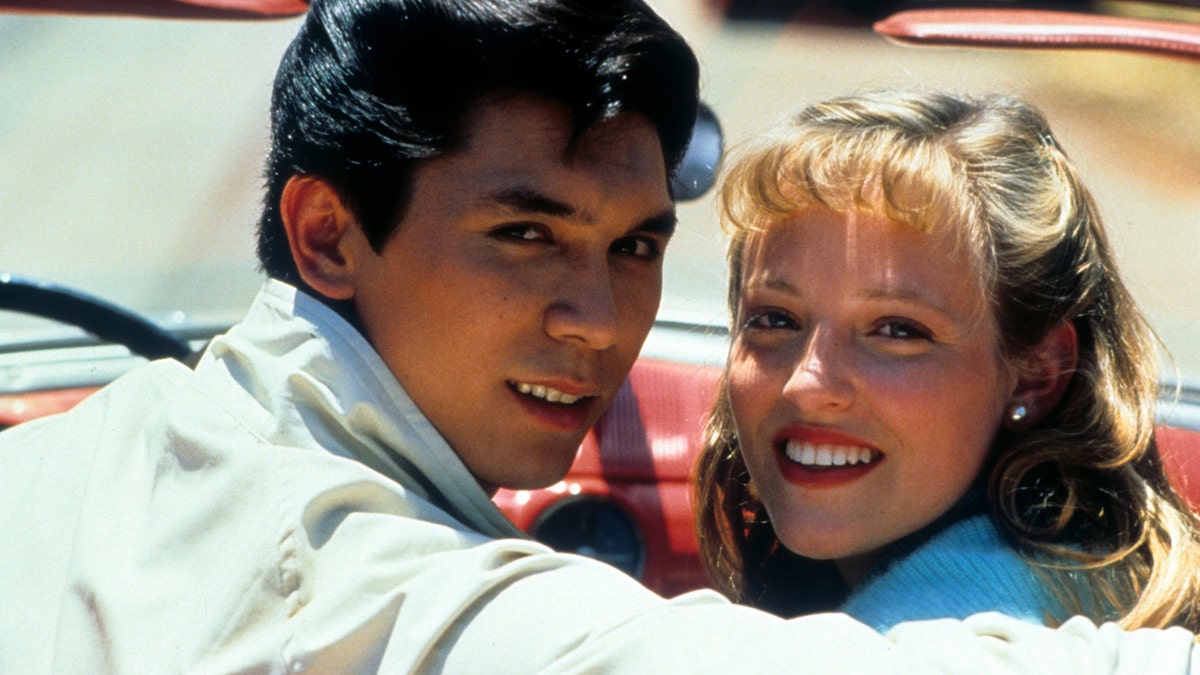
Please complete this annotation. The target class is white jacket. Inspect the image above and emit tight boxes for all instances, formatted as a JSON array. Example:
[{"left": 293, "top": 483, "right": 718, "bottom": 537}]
[{"left": 2, "top": 280, "right": 1195, "bottom": 673}]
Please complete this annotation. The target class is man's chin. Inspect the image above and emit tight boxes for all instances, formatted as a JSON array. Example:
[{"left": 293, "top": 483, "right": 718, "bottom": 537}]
[
  {"left": 490, "top": 470, "right": 573, "bottom": 493},
  {"left": 472, "top": 449, "right": 581, "bottom": 495}
]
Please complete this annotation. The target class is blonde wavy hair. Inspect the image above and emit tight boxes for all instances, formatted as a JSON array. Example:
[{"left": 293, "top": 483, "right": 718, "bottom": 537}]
[{"left": 693, "top": 89, "right": 1200, "bottom": 630}]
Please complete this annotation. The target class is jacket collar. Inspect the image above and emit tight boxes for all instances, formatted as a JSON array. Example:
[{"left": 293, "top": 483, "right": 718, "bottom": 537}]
[{"left": 200, "top": 279, "right": 527, "bottom": 539}]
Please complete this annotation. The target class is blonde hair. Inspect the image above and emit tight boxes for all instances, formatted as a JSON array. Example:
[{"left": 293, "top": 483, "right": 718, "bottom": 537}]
[{"left": 694, "top": 89, "right": 1200, "bottom": 630}]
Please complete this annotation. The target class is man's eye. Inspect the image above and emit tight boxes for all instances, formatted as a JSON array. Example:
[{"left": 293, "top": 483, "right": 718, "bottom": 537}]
[
  {"left": 611, "top": 236, "right": 661, "bottom": 260},
  {"left": 493, "top": 224, "right": 548, "bottom": 242},
  {"left": 874, "top": 319, "right": 932, "bottom": 341}
]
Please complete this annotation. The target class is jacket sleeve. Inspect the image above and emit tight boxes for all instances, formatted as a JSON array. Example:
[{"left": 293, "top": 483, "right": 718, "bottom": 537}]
[
  {"left": 350, "top": 537, "right": 1200, "bottom": 673},
  {"left": 210, "top": 451, "right": 1200, "bottom": 674}
]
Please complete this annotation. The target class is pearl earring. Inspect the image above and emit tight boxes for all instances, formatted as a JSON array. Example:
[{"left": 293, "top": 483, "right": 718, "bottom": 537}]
[{"left": 1009, "top": 404, "right": 1028, "bottom": 423}]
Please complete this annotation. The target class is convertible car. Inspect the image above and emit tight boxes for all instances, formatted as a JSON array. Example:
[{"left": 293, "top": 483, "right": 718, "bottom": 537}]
[{"left": 4, "top": 0, "right": 1200, "bottom": 599}]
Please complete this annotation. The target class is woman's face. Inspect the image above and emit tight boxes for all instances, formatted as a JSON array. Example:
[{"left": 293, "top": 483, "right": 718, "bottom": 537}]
[{"left": 727, "top": 206, "right": 1015, "bottom": 584}]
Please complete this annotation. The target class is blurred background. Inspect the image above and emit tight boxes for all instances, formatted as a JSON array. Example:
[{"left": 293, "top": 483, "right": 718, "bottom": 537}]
[{"left": 3, "top": 0, "right": 1200, "bottom": 389}]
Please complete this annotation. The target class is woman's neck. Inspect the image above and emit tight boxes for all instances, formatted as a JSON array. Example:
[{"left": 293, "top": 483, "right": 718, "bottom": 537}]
[{"left": 834, "top": 551, "right": 880, "bottom": 588}]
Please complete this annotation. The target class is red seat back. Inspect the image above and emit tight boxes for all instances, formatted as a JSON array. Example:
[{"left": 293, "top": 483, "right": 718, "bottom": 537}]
[{"left": 1157, "top": 425, "right": 1200, "bottom": 512}]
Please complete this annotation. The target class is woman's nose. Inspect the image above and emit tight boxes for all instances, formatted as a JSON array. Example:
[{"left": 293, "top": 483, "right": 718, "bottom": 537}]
[{"left": 781, "top": 326, "right": 855, "bottom": 413}]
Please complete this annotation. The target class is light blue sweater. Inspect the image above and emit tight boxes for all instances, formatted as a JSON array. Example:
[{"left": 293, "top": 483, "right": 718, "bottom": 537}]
[{"left": 839, "top": 514, "right": 1061, "bottom": 632}]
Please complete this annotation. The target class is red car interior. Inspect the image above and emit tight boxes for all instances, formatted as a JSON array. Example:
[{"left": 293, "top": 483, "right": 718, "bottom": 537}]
[
  {"left": 875, "top": 8, "right": 1200, "bottom": 62},
  {"left": 494, "top": 358, "right": 723, "bottom": 596}
]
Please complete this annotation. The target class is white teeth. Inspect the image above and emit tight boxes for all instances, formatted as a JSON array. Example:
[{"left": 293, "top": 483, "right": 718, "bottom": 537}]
[
  {"left": 815, "top": 446, "right": 833, "bottom": 466},
  {"left": 514, "top": 382, "right": 583, "bottom": 405},
  {"left": 785, "top": 441, "right": 875, "bottom": 467}
]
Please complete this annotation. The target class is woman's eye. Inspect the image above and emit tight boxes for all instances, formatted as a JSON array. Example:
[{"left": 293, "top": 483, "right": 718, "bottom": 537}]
[
  {"left": 741, "top": 309, "right": 797, "bottom": 332},
  {"left": 611, "top": 236, "right": 661, "bottom": 260},
  {"left": 874, "top": 319, "right": 932, "bottom": 341}
]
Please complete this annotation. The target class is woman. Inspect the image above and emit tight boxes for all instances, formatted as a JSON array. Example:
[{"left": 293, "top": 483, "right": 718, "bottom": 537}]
[{"left": 694, "top": 89, "right": 1200, "bottom": 631}]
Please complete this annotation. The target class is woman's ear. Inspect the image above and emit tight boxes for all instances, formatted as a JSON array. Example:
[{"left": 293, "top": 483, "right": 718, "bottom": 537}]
[
  {"left": 1005, "top": 321, "right": 1079, "bottom": 430},
  {"left": 279, "top": 175, "right": 364, "bottom": 301}
]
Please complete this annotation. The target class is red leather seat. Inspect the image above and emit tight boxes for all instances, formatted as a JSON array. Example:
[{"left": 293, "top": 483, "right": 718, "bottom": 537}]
[{"left": 1157, "top": 425, "right": 1200, "bottom": 512}]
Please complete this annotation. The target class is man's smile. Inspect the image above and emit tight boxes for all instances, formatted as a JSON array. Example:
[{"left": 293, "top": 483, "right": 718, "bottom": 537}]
[{"left": 510, "top": 381, "right": 589, "bottom": 405}]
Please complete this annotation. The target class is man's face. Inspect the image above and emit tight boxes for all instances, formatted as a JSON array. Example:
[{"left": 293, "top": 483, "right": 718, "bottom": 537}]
[{"left": 352, "top": 94, "right": 674, "bottom": 492}]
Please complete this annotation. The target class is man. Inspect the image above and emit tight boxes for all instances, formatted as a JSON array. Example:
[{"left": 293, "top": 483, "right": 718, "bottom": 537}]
[{"left": 1, "top": 0, "right": 1197, "bottom": 671}]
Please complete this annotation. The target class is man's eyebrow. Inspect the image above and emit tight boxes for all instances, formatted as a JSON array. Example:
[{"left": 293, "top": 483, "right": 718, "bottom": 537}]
[
  {"left": 489, "top": 187, "right": 575, "bottom": 218},
  {"left": 637, "top": 209, "right": 677, "bottom": 238},
  {"left": 488, "top": 186, "right": 677, "bottom": 237}
]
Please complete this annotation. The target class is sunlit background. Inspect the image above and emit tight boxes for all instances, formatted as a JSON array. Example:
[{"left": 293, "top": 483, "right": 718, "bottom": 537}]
[{"left": 3, "top": 1, "right": 1200, "bottom": 390}]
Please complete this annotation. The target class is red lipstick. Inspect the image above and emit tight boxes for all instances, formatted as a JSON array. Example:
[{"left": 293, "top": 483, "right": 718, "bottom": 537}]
[{"left": 770, "top": 425, "right": 883, "bottom": 489}]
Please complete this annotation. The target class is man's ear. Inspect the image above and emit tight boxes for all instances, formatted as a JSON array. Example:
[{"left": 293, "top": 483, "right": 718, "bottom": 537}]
[
  {"left": 1005, "top": 321, "right": 1079, "bottom": 430},
  {"left": 280, "top": 175, "right": 363, "bottom": 301}
]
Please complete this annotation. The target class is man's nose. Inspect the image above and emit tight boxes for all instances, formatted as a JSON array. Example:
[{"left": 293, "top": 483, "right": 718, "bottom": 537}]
[{"left": 543, "top": 258, "right": 620, "bottom": 350}]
